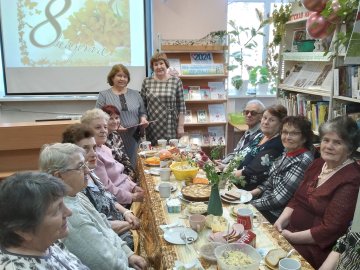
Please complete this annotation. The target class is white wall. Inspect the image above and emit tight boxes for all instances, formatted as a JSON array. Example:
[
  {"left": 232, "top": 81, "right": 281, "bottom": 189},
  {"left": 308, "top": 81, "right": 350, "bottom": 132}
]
[
  {"left": 0, "top": 0, "right": 227, "bottom": 123},
  {"left": 152, "top": 0, "right": 227, "bottom": 50}
]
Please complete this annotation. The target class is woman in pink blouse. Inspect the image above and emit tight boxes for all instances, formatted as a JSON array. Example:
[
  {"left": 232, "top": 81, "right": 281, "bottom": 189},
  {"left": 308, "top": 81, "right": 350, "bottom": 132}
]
[
  {"left": 274, "top": 116, "right": 360, "bottom": 268},
  {"left": 81, "top": 108, "right": 144, "bottom": 206}
]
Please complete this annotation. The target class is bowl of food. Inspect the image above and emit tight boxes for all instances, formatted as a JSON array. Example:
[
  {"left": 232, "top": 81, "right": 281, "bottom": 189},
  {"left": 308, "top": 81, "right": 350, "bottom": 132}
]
[
  {"left": 214, "top": 243, "right": 261, "bottom": 270},
  {"left": 170, "top": 161, "right": 198, "bottom": 181}
]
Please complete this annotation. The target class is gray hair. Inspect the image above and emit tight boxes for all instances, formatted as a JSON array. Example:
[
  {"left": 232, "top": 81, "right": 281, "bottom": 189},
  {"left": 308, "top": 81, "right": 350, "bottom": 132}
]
[
  {"left": 245, "top": 99, "right": 266, "bottom": 112},
  {"left": 39, "top": 143, "right": 85, "bottom": 174},
  {"left": 0, "top": 171, "right": 66, "bottom": 247},
  {"left": 319, "top": 116, "right": 360, "bottom": 155},
  {"left": 81, "top": 108, "right": 109, "bottom": 126}
]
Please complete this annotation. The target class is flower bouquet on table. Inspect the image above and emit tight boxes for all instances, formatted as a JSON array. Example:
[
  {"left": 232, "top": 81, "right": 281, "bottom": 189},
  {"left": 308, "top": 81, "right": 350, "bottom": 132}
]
[{"left": 189, "top": 147, "right": 245, "bottom": 216}]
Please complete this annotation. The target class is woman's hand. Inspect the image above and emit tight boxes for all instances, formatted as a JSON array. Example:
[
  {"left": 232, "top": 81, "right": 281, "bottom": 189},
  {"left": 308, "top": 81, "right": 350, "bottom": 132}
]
[
  {"left": 233, "top": 169, "right": 243, "bottom": 178},
  {"left": 250, "top": 188, "right": 262, "bottom": 197},
  {"left": 117, "top": 125, "right": 128, "bottom": 133},
  {"left": 124, "top": 212, "right": 140, "bottom": 230},
  {"left": 274, "top": 207, "right": 293, "bottom": 232},
  {"left": 128, "top": 254, "right": 148, "bottom": 270},
  {"left": 140, "top": 117, "right": 149, "bottom": 128},
  {"left": 110, "top": 220, "right": 132, "bottom": 234},
  {"left": 132, "top": 186, "right": 145, "bottom": 202},
  {"left": 282, "top": 229, "right": 315, "bottom": 245}
]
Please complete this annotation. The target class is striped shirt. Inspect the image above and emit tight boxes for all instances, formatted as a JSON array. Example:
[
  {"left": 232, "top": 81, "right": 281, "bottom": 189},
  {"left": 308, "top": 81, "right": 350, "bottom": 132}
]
[
  {"left": 333, "top": 228, "right": 360, "bottom": 270},
  {"left": 96, "top": 88, "right": 147, "bottom": 167}
]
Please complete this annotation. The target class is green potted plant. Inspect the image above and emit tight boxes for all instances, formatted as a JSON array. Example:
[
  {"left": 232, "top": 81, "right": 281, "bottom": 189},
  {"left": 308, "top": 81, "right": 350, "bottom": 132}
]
[
  {"left": 248, "top": 65, "right": 270, "bottom": 95},
  {"left": 227, "top": 9, "right": 270, "bottom": 91}
]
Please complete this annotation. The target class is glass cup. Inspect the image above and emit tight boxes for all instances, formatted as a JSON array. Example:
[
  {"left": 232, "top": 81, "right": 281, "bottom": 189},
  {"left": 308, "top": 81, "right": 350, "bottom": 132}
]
[{"left": 237, "top": 208, "right": 254, "bottom": 230}]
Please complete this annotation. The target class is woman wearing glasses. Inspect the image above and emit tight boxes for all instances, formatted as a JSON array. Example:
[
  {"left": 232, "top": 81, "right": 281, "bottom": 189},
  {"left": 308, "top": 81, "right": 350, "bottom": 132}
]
[
  {"left": 39, "top": 143, "right": 147, "bottom": 270},
  {"left": 250, "top": 116, "right": 314, "bottom": 223},
  {"left": 96, "top": 64, "right": 148, "bottom": 168},
  {"left": 233, "top": 104, "right": 287, "bottom": 190},
  {"left": 62, "top": 123, "right": 139, "bottom": 250},
  {"left": 274, "top": 116, "right": 360, "bottom": 268},
  {"left": 81, "top": 108, "right": 144, "bottom": 206}
]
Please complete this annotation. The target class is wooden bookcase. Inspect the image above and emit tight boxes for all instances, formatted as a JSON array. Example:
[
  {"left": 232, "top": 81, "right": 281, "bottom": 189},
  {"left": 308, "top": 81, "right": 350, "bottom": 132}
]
[{"left": 161, "top": 43, "right": 228, "bottom": 152}]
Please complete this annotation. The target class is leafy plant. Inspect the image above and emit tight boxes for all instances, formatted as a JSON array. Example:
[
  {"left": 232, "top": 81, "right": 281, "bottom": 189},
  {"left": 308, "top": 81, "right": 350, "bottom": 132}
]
[
  {"left": 248, "top": 65, "right": 270, "bottom": 87},
  {"left": 227, "top": 9, "right": 270, "bottom": 90}
]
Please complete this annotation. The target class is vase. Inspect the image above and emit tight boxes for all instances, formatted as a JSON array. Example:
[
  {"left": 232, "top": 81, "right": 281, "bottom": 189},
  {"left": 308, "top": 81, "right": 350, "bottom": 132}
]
[{"left": 207, "top": 184, "right": 223, "bottom": 216}]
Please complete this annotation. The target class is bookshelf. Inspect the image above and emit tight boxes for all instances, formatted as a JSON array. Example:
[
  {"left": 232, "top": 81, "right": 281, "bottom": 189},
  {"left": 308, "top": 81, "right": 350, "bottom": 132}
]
[
  {"left": 277, "top": 3, "right": 360, "bottom": 136},
  {"left": 161, "top": 41, "right": 228, "bottom": 150}
]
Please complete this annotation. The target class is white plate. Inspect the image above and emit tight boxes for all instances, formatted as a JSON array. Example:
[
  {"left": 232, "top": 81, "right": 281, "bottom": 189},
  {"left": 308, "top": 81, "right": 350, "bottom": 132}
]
[
  {"left": 149, "top": 168, "right": 161, "bottom": 175},
  {"left": 154, "top": 183, "right": 177, "bottom": 192},
  {"left": 220, "top": 189, "right": 252, "bottom": 204},
  {"left": 139, "top": 150, "right": 158, "bottom": 157},
  {"left": 178, "top": 194, "right": 208, "bottom": 203},
  {"left": 163, "top": 227, "right": 198, "bottom": 245}
]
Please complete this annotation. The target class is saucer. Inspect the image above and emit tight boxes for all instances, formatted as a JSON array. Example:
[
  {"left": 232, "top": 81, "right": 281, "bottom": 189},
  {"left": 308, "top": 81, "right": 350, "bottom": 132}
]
[{"left": 163, "top": 227, "right": 198, "bottom": 245}]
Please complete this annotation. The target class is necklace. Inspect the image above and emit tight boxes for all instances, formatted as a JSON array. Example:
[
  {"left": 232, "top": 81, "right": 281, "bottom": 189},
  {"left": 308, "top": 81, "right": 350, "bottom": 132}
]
[{"left": 317, "top": 158, "right": 352, "bottom": 187}]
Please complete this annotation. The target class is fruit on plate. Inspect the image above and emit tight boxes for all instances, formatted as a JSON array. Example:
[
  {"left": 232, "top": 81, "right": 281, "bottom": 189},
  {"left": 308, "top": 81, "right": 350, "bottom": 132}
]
[
  {"left": 264, "top": 248, "right": 287, "bottom": 269},
  {"left": 159, "top": 149, "right": 172, "bottom": 160},
  {"left": 192, "top": 177, "right": 209, "bottom": 185},
  {"left": 144, "top": 156, "right": 160, "bottom": 166}
]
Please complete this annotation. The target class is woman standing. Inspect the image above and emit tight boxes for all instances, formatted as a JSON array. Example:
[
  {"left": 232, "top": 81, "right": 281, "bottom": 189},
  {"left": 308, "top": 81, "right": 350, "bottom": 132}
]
[
  {"left": 234, "top": 104, "right": 287, "bottom": 190},
  {"left": 274, "top": 116, "right": 360, "bottom": 269},
  {"left": 250, "top": 116, "right": 314, "bottom": 223},
  {"left": 96, "top": 64, "right": 148, "bottom": 168},
  {"left": 141, "top": 53, "right": 186, "bottom": 145}
]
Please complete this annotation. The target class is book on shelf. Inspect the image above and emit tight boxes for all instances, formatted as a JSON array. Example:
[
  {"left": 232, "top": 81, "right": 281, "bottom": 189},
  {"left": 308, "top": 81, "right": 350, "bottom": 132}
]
[
  {"left": 208, "top": 126, "right": 225, "bottom": 146},
  {"left": 188, "top": 86, "right": 202, "bottom": 100},
  {"left": 168, "top": 58, "right": 181, "bottom": 76},
  {"left": 337, "top": 66, "right": 360, "bottom": 98},
  {"left": 200, "top": 86, "right": 211, "bottom": 99},
  {"left": 283, "top": 62, "right": 332, "bottom": 91},
  {"left": 202, "top": 132, "right": 211, "bottom": 146},
  {"left": 208, "top": 81, "right": 226, "bottom": 99},
  {"left": 181, "top": 64, "right": 224, "bottom": 75},
  {"left": 183, "top": 87, "right": 190, "bottom": 100},
  {"left": 184, "top": 110, "right": 193, "bottom": 123},
  {"left": 291, "top": 27, "right": 307, "bottom": 52},
  {"left": 208, "top": 104, "right": 226, "bottom": 122},
  {"left": 189, "top": 133, "right": 203, "bottom": 146},
  {"left": 197, "top": 109, "right": 208, "bottom": 123},
  {"left": 190, "top": 52, "right": 213, "bottom": 64}
]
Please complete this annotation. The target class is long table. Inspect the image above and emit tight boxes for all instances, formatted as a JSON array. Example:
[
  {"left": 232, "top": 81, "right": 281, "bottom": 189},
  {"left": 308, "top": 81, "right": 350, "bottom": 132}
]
[{"left": 134, "top": 158, "right": 314, "bottom": 270}]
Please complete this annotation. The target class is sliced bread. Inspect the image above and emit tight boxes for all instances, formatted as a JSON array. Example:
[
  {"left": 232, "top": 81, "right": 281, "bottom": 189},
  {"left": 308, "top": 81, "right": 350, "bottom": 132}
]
[{"left": 265, "top": 248, "right": 287, "bottom": 268}]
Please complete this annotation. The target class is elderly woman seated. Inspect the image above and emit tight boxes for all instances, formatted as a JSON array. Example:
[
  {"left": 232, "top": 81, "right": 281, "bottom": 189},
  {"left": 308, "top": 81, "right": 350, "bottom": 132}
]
[
  {"left": 233, "top": 104, "right": 287, "bottom": 190},
  {"left": 274, "top": 116, "right": 360, "bottom": 269},
  {"left": 39, "top": 143, "right": 147, "bottom": 270},
  {"left": 250, "top": 116, "right": 314, "bottom": 223},
  {"left": 0, "top": 172, "right": 88, "bottom": 269},
  {"left": 62, "top": 123, "right": 140, "bottom": 250},
  {"left": 81, "top": 108, "right": 144, "bottom": 206}
]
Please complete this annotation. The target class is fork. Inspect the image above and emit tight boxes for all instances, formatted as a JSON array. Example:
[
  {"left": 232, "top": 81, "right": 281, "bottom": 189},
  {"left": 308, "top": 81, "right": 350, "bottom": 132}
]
[{"left": 180, "top": 232, "right": 190, "bottom": 251}]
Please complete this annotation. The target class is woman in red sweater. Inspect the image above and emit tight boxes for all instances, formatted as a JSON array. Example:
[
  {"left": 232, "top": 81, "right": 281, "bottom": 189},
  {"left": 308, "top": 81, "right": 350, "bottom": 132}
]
[{"left": 274, "top": 116, "right": 360, "bottom": 268}]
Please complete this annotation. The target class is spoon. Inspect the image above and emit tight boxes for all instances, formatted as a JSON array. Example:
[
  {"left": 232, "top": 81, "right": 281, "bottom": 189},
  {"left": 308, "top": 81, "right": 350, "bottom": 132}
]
[
  {"left": 286, "top": 249, "right": 295, "bottom": 258},
  {"left": 180, "top": 232, "right": 190, "bottom": 251}
]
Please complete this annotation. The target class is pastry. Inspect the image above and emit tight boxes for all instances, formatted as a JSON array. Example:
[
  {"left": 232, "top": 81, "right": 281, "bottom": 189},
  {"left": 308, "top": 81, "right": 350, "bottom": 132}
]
[{"left": 181, "top": 184, "right": 211, "bottom": 202}]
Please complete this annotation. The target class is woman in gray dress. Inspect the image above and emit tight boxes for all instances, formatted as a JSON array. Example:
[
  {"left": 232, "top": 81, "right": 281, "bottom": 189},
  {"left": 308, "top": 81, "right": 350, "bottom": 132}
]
[
  {"left": 96, "top": 64, "right": 148, "bottom": 168},
  {"left": 141, "top": 52, "right": 186, "bottom": 146}
]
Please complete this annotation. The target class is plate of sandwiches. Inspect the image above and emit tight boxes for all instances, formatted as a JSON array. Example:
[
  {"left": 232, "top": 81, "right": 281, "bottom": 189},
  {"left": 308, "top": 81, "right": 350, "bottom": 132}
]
[{"left": 220, "top": 188, "right": 252, "bottom": 204}]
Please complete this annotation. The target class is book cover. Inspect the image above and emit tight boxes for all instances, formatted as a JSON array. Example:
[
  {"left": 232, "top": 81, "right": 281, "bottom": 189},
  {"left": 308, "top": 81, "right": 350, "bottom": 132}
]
[
  {"left": 200, "top": 86, "right": 211, "bottom": 99},
  {"left": 311, "top": 63, "right": 332, "bottom": 90},
  {"left": 189, "top": 86, "right": 202, "bottom": 100},
  {"left": 202, "top": 133, "right": 211, "bottom": 146},
  {"left": 291, "top": 28, "right": 307, "bottom": 52},
  {"left": 183, "top": 86, "right": 190, "bottom": 100},
  {"left": 184, "top": 110, "right": 193, "bottom": 123},
  {"left": 189, "top": 133, "right": 203, "bottom": 146},
  {"left": 190, "top": 52, "right": 213, "bottom": 64},
  {"left": 208, "top": 104, "right": 226, "bottom": 122},
  {"left": 197, "top": 109, "right": 207, "bottom": 123},
  {"left": 168, "top": 58, "right": 181, "bottom": 76},
  {"left": 207, "top": 126, "right": 225, "bottom": 146},
  {"left": 181, "top": 64, "right": 224, "bottom": 75},
  {"left": 208, "top": 81, "right": 226, "bottom": 99},
  {"left": 283, "top": 64, "right": 304, "bottom": 86}
]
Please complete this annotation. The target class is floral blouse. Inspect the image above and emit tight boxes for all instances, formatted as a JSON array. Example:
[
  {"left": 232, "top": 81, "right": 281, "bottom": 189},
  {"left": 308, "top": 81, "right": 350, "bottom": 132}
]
[
  {"left": 333, "top": 227, "right": 360, "bottom": 270},
  {"left": 106, "top": 131, "right": 136, "bottom": 181},
  {"left": 0, "top": 241, "right": 89, "bottom": 270}
]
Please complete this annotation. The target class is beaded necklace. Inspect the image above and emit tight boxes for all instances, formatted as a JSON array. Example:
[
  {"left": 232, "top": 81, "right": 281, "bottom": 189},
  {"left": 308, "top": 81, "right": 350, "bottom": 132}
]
[{"left": 317, "top": 158, "right": 353, "bottom": 187}]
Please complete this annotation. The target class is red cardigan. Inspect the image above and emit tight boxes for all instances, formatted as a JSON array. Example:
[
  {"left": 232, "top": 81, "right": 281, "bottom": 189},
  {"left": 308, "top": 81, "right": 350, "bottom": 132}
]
[{"left": 286, "top": 158, "right": 360, "bottom": 269}]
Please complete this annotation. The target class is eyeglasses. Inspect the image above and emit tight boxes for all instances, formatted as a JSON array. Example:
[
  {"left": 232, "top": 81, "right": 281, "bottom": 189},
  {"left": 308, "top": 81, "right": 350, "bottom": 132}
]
[
  {"left": 243, "top": 110, "right": 263, "bottom": 116},
  {"left": 281, "top": 131, "right": 302, "bottom": 138},
  {"left": 63, "top": 162, "right": 89, "bottom": 172}
]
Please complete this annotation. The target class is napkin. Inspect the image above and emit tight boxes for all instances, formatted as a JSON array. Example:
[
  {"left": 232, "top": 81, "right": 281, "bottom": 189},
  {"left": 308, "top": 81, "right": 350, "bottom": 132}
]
[
  {"left": 159, "top": 221, "right": 183, "bottom": 232},
  {"left": 173, "top": 259, "right": 204, "bottom": 270}
]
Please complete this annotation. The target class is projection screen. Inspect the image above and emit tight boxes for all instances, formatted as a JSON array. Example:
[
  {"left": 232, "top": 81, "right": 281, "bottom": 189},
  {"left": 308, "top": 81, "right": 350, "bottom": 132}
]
[{"left": 0, "top": 0, "right": 146, "bottom": 95}]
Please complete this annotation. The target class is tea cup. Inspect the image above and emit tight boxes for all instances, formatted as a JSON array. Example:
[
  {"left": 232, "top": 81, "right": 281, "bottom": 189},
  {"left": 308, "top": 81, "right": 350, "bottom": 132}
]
[
  {"left": 279, "top": 258, "right": 301, "bottom": 270},
  {"left": 189, "top": 214, "right": 206, "bottom": 232},
  {"left": 158, "top": 182, "right": 172, "bottom": 198},
  {"left": 159, "top": 168, "right": 171, "bottom": 181},
  {"left": 169, "top": 138, "right": 179, "bottom": 147},
  {"left": 157, "top": 139, "right": 167, "bottom": 149},
  {"left": 139, "top": 141, "right": 152, "bottom": 151},
  {"left": 237, "top": 208, "right": 254, "bottom": 230}
]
